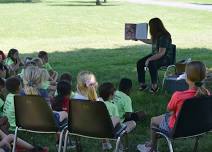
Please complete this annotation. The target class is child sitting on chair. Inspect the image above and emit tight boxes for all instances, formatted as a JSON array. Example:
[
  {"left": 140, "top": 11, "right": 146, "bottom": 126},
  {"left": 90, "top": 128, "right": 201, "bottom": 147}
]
[
  {"left": 113, "top": 78, "right": 146, "bottom": 123},
  {"left": 38, "top": 51, "right": 58, "bottom": 82},
  {"left": 73, "top": 71, "right": 98, "bottom": 101},
  {"left": 137, "top": 61, "right": 210, "bottom": 152},
  {"left": 3, "top": 77, "right": 20, "bottom": 131}
]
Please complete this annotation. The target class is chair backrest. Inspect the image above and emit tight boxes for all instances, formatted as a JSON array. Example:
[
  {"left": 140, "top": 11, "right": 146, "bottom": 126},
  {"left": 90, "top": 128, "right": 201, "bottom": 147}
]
[
  {"left": 14, "top": 95, "right": 58, "bottom": 132},
  {"left": 172, "top": 95, "right": 212, "bottom": 138},
  {"left": 170, "top": 44, "right": 176, "bottom": 65},
  {"left": 68, "top": 99, "right": 115, "bottom": 138}
]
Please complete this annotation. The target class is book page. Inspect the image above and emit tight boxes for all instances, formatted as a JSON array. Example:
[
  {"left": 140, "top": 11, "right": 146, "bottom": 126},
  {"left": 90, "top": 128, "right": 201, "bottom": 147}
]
[
  {"left": 125, "top": 23, "right": 137, "bottom": 40},
  {"left": 136, "top": 23, "right": 148, "bottom": 40}
]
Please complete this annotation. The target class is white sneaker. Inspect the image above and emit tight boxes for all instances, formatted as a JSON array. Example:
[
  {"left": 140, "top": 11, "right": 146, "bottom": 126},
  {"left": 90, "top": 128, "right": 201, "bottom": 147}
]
[
  {"left": 137, "top": 144, "right": 159, "bottom": 152},
  {"left": 102, "top": 141, "right": 112, "bottom": 151}
]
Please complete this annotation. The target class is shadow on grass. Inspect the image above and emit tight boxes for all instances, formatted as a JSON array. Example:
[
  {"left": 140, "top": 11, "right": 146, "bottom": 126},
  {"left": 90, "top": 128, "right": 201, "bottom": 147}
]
[
  {"left": 21, "top": 46, "right": 212, "bottom": 152},
  {"left": 191, "top": 3, "right": 212, "bottom": 5}
]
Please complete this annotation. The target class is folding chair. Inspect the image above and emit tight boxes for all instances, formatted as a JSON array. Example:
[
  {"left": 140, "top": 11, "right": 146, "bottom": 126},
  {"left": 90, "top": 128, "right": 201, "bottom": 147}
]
[
  {"left": 152, "top": 95, "right": 212, "bottom": 152},
  {"left": 160, "top": 44, "right": 177, "bottom": 89},
  {"left": 12, "top": 95, "right": 63, "bottom": 152},
  {"left": 61, "top": 99, "right": 128, "bottom": 152}
]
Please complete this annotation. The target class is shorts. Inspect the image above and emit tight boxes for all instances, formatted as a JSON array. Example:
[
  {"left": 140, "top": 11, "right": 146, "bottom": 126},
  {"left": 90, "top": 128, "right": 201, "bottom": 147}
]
[{"left": 159, "top": 113, "right": 172, "bottom": 135}]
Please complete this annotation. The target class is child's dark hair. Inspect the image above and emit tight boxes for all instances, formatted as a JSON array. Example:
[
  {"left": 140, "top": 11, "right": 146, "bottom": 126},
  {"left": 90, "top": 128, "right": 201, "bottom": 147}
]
[
  {"left": 53, "top": 81, "right": 71, "bottom": 111},
  {"left": 60, "top": 73, "right": 72, "bottom": 84},
  {"left": 0, "top": 50, "right": 6, "bottom": 60},
  {"left": 98, "top": 82, "right": 115, "bottom": 101},
  {"left": 7, "top": 48, "right": 18, "bottom": 63},
  {"left": 6, "top": 77, "right": 20, "bottom": 94},
  {"left": 119, "top": 78, "right": 132, "bottom": 95},
  {"left": 0, "top": 78, "right": 5, "bottom": 87},
  {"left": 38, "top": 51, "right": 48, "bottom": 59},
  {"left": 57, "top": 80, "right": 72, "bottom": 97}
]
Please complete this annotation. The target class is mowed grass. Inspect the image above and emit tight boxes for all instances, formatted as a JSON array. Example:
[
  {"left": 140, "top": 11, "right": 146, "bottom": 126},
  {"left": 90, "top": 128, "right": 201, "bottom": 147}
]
[
  {"left": 0, "top": 0, "right": 212, "bottom": 151},
  {"left": 160, "top": 0, "right": 212, "bottom": 4},
  {"left": 0, "top": 0, "right": 212, "bottom": 52}
]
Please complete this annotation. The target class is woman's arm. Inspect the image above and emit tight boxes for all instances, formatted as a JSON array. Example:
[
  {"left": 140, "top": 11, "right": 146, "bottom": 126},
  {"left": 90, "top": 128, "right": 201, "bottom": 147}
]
[
  {"left": 145, "top": 48, "right": 166, "bottom": 66},
  {"left": 139, "top": 39, "right": 152, "bottom": 44}
]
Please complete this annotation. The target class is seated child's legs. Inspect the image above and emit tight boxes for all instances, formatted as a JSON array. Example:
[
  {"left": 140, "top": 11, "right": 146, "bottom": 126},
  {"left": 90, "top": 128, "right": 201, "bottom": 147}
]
[{"left": 123, "top": 120, "right": 136, "bottom": 133}]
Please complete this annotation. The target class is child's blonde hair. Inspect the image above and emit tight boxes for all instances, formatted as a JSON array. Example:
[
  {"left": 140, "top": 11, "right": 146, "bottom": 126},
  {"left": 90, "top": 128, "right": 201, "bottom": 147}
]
[
  {"left": 23, "top": 66, "right": 41, "bottom": 95},
  {"left": 40, "top": 69, "right": 50, "bottom": 83},
  {"left": 77, "top": 71, "right": 98, "bottom": 101}
]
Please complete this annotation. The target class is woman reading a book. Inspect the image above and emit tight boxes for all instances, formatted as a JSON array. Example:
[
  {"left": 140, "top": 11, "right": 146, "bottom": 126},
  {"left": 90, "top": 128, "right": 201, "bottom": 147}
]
[{"left": 136, "top": 17, "right": 173, "bottom": 93}]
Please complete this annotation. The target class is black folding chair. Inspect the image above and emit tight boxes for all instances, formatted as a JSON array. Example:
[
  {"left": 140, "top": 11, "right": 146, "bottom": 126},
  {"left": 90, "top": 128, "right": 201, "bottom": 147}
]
[
  {"left": 12, "top": 95, "right": 63, "bottom": 152},
  {"left": 160, "top": 44, "right": 177, "bottom": 88},
  {"left": 61, "top": 99, "right": 128, "bottom": 152},
  {"left": 152, "top": 95, "right": 212, "bottom": 152}
]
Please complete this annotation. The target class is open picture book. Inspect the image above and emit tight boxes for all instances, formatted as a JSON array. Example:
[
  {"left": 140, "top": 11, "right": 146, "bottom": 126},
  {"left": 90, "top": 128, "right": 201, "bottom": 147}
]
[{"left": 125, "top": 23, "right": 148, "bottom": 40}]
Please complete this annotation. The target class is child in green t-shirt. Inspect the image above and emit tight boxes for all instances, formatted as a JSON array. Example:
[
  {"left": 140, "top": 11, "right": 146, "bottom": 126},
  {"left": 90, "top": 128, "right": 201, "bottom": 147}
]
[
  {"left": 113, "top": 78, "right": 146, "bottom": 122},
  {"left": 3, "top": 77, "right": 20, "bottom": 131},
  {"left": 38, "top": 51, "right": 58, "bottom": 81},
  {"left": 4, "top": 49, "right": 23, "bottom": 76},
  {"left": 99, "top": 82, "right": 136, "bottom": 151}
]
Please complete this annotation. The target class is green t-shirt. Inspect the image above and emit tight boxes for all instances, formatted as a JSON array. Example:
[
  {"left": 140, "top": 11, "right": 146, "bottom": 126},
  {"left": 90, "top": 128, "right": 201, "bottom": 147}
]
[
  {"left": 152, "top": 35, "right": 172, "bottom": 61},
  {"left": 112, "top": 90, "right": 133, "bottom": 122},
  {"left": 43, "top": 63, "right": 53, "bottom": 71},
  {"left": 104, "top": 101, "right": 119, "bottom": 117},
  {"left": 4, "top": 58, "right": 14, "bottom": 66},
  {"left": 3, "top": 93, "right": 16, "bottom": 131},
  {"left": 41, "top": 81, "right": 50, "bottom": 90}
]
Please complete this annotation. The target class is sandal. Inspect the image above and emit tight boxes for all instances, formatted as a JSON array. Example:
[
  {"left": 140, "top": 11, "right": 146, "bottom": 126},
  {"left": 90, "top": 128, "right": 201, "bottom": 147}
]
[
  {"left": 139, "top": 84, "right": 148, "bottom": 91},
  {"left": 149, "top": 86, "right": 159, "bottom": 93}
]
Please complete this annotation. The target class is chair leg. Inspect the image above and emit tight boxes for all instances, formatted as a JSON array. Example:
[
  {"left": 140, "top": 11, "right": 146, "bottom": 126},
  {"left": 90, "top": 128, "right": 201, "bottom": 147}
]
[
  {"left": 193, "top": 137, "right": 200, "bottom": 152},
  {"left": 123, "top": 133, "right": 129, "bottom": 152},
  {"left": 62, "top": 131, "right": 69, "bottom": 152},
  {"left": 12, "top": 127, "right": 18, "bottom": 152},
  {"left": 75, "top": 136, "right": 82, "bottom": 152},
  {"left": 115, "top": 137, "right": 121, "bottom": 152},
  {"left": 58, "top": 130, "right": 66, "bottom": 152}
]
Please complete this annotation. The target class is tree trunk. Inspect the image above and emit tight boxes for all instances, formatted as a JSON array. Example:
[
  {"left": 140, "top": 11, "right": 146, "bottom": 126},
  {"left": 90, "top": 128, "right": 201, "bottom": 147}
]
[{"left": 96, "top": 0, "right": 101, "bottom": 5}]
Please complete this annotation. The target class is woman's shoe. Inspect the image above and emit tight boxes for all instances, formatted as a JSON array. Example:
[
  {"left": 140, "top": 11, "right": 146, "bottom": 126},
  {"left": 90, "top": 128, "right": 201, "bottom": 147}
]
[
  {"left": 139, "top": 84, "right": 148, "bottom": 91},
  {"left": 149, "top": 86, "right": 159, "bottom": 93}
]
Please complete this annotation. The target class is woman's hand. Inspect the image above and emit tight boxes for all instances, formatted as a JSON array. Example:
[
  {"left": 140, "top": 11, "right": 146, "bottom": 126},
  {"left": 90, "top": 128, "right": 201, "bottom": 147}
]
[{"left": 145, "top": 58, "right": 150, "bottom": 67}]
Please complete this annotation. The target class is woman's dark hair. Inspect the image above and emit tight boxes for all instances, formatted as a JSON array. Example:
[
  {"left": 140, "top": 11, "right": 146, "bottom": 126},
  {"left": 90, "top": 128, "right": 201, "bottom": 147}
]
[
  {"left": 149, "top": 18, "right": 171, "bottom": 42},
  {"left": 6, "top": 77, "right": 20, "bottom": 94},
  {"left": 119, "top": 78, "right": 132, "bottom": 95},
  {"left": 7, "top": 48, "right": 18, "bottom": 63},
  {"left": 60, "top": 73, "right": 72, "bottom": 84},
  {"left": 53, "top": 81, "right": 71, "bottom": 111},
  {"left": 98, "top": 82, "right": 115, "bottom": 101},
  {"left": 185, "top": 61, "right": 208, "bottom": 96}
]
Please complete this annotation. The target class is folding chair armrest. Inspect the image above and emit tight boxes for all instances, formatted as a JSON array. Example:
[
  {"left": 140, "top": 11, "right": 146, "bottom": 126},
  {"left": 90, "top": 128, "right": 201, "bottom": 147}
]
[{"left": 151, "top": 126, "right": 172, "bottom": 139}]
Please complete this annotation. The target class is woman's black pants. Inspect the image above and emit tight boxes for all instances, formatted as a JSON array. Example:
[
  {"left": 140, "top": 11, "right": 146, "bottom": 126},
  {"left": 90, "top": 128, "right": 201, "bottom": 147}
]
[{"left": 137, "top": 54, "right": 170, "bottom": 85}]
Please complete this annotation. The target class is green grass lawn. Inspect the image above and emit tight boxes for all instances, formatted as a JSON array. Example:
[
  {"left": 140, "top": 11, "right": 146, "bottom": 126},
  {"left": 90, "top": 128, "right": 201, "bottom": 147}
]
[
  {"left": 160, "top": 0, "right": 212, "bottom": 4},
  {"left": 1, "top": 0, "right": 212, "bottom": 151}
]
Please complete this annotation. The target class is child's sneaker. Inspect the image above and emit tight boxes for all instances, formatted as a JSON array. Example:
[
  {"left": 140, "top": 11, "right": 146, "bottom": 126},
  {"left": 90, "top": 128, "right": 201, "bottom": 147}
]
[{"left": 102, "top": 141, "right": 112, "bottom": 151}]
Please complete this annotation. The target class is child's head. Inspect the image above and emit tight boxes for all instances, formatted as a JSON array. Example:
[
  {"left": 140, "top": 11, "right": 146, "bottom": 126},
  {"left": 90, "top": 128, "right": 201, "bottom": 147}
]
[
  {"left": 40, "top": 69, "right": 50, "bottom": 82},
  {"left": 98, "top": 82, "right": 115, "bottom": 101},
  {"left": 57, "top": 80, "right": 71, "bottom": 97},
  {"left": 32, "top": 57, "right": 43, "bottom": 68},
  {"left": 119, "top": 78, "right": 132, "bottom": 95},
  {"left": 8, "top": 48, "right": 19, "bottom": 61},
  {"left": 38, "top": 51, "right": 48, "bottom": 64},
  {"left": 24, "top": 57, "right": 35, "bottom": 67},
  {"left": 60, "top": 73, "right": 72, "bottom": 84},
  {"left": 23, "top": 66, "right": 42, "bottom": 95},
  {"left": 77, "top": 71, "right": 98, "bottom": 101},
  {"left": 185, "top": 61, "right": 208, "bottom": 96},
  {"left": 0, "top": 63, "right": 7, "bottom": 78},
  {"left": 0, "top": 78, "right": 5, "bottom": 90},
  {"left": 6, "top": 77, "right": 20, "bottom": 94},
  {"left": 0, "top": 50, "right": 6, "bottom": 62}
]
